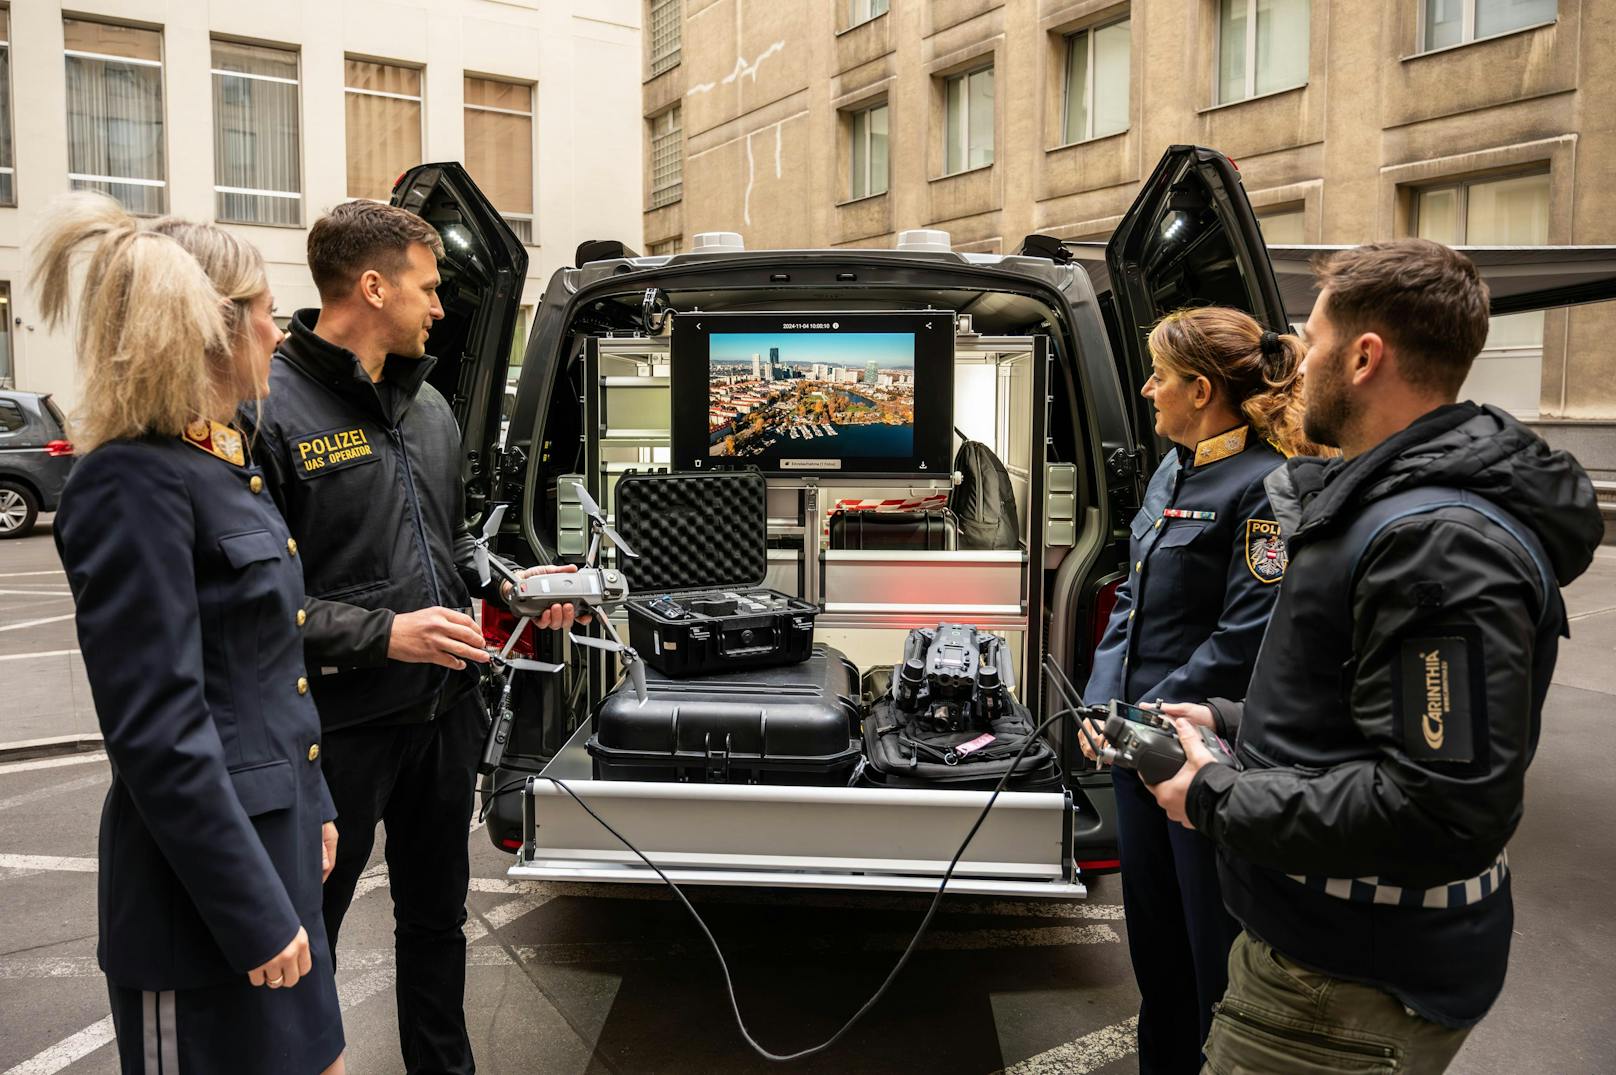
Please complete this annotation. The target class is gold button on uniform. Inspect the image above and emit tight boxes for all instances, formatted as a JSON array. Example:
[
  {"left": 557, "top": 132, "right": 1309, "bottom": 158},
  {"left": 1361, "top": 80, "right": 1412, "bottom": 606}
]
[
  {"left": 296, "top": 676, "right": 309, "bottom": 695},
  {"left": 1154, "top": 518, "right": 1163, "bottom": 530},
  {"left": 249, "top": 475, "right": 263, "bottom": 494},
  {"left": 296, "top": 609, "right": 307, "bottom": 627},
  {"left": 307, "top": 744, "right": 320, "bottom": 762},
  {"left": 287, "top": 538, "right": 298, "bottom": 556},
  {"left": 1135, "top": 560, "right": 1143, "bottom": 573}
]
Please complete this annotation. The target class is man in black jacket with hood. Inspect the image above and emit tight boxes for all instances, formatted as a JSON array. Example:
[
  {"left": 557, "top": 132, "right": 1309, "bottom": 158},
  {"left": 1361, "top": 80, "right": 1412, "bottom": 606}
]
[
  {"left": 1149, "top": 239, "right": 1604, "bottom": 1072},
  {"left": 244, "top": 200, "right": 575, "bottom": 1075}
]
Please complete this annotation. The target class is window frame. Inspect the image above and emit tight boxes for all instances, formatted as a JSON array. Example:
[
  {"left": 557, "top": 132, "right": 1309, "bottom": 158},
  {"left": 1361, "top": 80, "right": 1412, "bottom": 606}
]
[
  {"left": 649, "top": 0, "right": 682, "bottom": 76},
  {"left": 64, "top": 17, "right": 169, "bottom": 216},
  {"left": 210, "top": 39, "right": 305, "bottom": 228},
  {"left": 943, "top": 65, "right": 995, "bottom": 177},
  {"left": 649, "top": 104, "right": 683, "bottom": 209},
  {"left": 1214, "top": 0, "right": 1309, "bottom": 107},
  {"left": 848, "top": 101, "right": 889, "bottom": 201},
  {"left": 0, "top": 8, "right": 13, "bottom": 208},
  {"left": 1416, "top": 0, "right": 1557, "bottom": 55},
  {"left": 846, "top": 0, "right": 889, "bottom": 31},
  {"left": 463, "top": 75, "right": 537, "bottom": 245},
  {"left": 1061, "top": 16, "right": 1131, "bottom": 147},
  {"left": 1409, "top": 167, "right": 1551, "bottom": 245},
  {"left": 342, "top": 56, "right": 424, "bottom": 202}
]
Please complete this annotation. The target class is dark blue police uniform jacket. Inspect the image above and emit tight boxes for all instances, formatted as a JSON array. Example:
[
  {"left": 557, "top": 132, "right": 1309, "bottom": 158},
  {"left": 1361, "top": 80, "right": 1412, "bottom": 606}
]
[
  {"left": 1085, "top": 426, "right": 1287, "bottom": 707},
  {"left": 55, "top": 425, "right": 335, "bottom": 991}
]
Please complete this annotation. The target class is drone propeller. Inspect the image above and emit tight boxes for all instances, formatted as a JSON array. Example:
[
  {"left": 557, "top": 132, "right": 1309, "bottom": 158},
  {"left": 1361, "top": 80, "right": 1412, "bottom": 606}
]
[
  {"left": 501, "top": 656, "right": 566, "bottom": 675},
  {"left": 571, "top": 483, "right": 639, "bottom": 560},
  {"left": 473, "top": 504, "right": 509, "bottom": 588},
  {"left": 568, "top": 627, "right": 648, "bottom": 705}
]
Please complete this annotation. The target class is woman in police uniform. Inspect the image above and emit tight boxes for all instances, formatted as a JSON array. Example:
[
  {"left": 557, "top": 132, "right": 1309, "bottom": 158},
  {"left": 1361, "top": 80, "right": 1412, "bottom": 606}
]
[
  {"left": 40, "top": 195, "right": 346, "bottom": 1075},
  {"left": 1081, "top": 307, "right": 1313, "bottom": 1074}
]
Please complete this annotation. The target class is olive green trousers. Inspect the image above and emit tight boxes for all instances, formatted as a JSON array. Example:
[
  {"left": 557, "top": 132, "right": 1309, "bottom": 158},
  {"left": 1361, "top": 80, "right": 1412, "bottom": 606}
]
[{"left": 1201, "top": 932, "right": 1472, "bottom": 1075}]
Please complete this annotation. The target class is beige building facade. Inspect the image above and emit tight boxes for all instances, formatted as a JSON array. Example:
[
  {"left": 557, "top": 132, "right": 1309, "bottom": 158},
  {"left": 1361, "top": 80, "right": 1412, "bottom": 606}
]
[
  {"left": 639, "top": 0, "right": 1616, "bottom": 438},
  {"left": 0, "top": 0, "right": 646, "bottom": 410}
]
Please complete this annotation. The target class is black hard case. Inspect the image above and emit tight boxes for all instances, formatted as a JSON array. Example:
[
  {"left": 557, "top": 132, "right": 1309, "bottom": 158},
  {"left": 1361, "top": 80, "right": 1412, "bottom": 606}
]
[
  {"left": 587, "top": 644, "right": 863, "bottom": 785},
  {"left": 614, "top": 470, "right": 819, "bottom": 677}
]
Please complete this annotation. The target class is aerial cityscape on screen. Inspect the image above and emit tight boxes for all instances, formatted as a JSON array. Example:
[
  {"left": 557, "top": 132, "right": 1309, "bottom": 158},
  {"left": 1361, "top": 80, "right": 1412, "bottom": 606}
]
[{"left": 706, "top": 331, "right": 916, "bottom": 462}]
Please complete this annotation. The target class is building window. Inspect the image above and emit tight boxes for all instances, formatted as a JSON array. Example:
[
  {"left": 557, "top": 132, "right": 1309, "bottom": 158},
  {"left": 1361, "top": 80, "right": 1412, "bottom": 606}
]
[
  {"left": 1063, "top": 18, "right": 1130, "bottom": 145},
  {"left": 0, "top": 282, "right": 11, "bottom": 387},
  {"left": 649, "top": 0, "right": 682, "bottom": 76},
  {"left": 1216, "top": 0, "right": 1309, "bottom": 105},
  {"left": 464, "top": 76, "right": 535, "bottom": 244},
  {"left": 64, "top": 19, "right": 166, "bottom": 215},
  {"left": 345, "top": 59, "right": 422, "bottom": 202},
  {"left": 847, "top": 0, "right": 889, "bottom": 29},
  {"left": 650, "top": 238, "right": 680, "bottom": 255},
  {"left": 1422, "top": 0, "right": 1555, "bottom": 51},
  {"left": 649, "top": 105, "right": 683, "bottom": 209},
  {"left": 849, "top": 103, "right": 889, "bottom": 200},
  {"left": 212, "top": 41, "right": 302, "bottom": 227},
  {"left": 1256, "top": 204, "right": 1306, "bottom": 244},
  {"left": 0, "top": 9, "right": 13, "bottom": 207},
  {"left": 1413, "top": 170, "right": 1550, "bottom": 414},
  {"left": 944, "top": 67, "right": 994, "bottom": 175}
]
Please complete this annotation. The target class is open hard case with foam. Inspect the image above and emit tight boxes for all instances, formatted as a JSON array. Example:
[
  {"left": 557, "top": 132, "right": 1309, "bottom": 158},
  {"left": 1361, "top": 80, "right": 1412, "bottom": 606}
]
[
  {"left": 614, "top": 469, "right": 820, "bottom": 677},
  {"left": 586, "top": 643, "right": 862, "bottom": 785}
]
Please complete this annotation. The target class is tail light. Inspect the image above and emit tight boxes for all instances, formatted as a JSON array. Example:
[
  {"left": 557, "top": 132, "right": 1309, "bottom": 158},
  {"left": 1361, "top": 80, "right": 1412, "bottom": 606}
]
[
  {"left": 1087, "top": 578, "right": 1123, "bottom": 660},
  {"left": 1076, "top": 858, "right": 1122, "bottom": 873},
  {"left": 499, "top": 838, "right": 522, "bottom": 851},
  {"left": 481, "top": 604, "right": 535, "bottom": 658},
  {"left": 45, "top": 440, "right": 74, "bottom": 457}
]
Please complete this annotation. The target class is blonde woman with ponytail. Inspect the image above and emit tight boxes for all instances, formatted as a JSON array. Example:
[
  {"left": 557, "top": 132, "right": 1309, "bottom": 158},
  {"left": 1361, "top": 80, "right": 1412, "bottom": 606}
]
[
  {"left": 1078, "top": 305, "right": 1313, "bottom": 1072},
  {"left": 41, "top": 194, "right": 346, "bottom": 1075}
]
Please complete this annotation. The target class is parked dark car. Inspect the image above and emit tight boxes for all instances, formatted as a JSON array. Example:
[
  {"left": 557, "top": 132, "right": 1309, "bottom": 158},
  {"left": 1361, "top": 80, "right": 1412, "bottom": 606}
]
[
  {"left": 385, "top": 148, "right": 1616, "bottom": 893},
  {"left": 0, "top": 390, "right": 74, "bottom": 539}
]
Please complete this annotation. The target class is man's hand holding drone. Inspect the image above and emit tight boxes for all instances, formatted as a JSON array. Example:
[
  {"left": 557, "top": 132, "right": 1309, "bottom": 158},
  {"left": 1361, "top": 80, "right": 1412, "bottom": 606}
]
[{"left": 500, "top": 566, "right": 590, "bottom": 631}]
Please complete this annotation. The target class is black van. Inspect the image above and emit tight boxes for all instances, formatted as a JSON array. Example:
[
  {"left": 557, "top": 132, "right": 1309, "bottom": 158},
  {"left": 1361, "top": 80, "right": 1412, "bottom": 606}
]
[{"left": 386, "top": 146, "right": 1611, "bottom": 898}]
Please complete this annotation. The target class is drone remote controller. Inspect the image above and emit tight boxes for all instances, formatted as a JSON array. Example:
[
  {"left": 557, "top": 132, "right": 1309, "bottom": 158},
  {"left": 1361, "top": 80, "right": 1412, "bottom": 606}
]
[{"left": 1094, "top": 699, "right": 1239, "bottom": 784}]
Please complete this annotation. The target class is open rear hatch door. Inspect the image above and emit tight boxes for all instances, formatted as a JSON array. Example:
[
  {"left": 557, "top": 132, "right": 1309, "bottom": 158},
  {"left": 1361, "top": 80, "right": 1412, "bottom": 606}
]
[
  {"left": 1265, "top": 245, "right": 1616, "bottom": 322},
  {"left": 1106, "top": 146, "right": 1288, "bottom": 462},
  {"left": 391, "top": 162, "right": 528, "bottom": 520}
]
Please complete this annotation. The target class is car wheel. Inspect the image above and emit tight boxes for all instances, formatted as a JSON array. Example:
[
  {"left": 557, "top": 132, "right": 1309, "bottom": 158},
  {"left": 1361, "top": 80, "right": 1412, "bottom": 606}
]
[{"left": 0, "top": 482, "right": 39, "bottom": 539}]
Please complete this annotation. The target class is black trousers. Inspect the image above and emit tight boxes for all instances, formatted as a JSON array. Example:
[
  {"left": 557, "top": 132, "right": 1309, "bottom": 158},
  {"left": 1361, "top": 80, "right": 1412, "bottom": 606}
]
[
  {"left": 1113, "top": 766, "right": 1242, "bottom": 1075},
  {"left": 321, "top": 695, "right": 482, "bottom": 1075}
]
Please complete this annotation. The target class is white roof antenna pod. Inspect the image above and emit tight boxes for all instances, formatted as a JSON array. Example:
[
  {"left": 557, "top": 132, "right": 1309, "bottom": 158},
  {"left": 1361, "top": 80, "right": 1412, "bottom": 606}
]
[
  {"left": 896, "top": 229, "right": 952, "bottom": 253},
  {"left": 692, "top": 232, "right": 746, "bottom": 253}
]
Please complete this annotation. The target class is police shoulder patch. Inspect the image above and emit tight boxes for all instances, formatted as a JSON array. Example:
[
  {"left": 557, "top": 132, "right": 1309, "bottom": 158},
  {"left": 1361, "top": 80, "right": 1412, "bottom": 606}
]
[{"left": 1244, "top": 519, "right": 1287, "bottom": 584}]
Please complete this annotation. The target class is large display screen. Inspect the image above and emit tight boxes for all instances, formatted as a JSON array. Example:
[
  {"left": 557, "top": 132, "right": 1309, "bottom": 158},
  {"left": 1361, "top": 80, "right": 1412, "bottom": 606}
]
[{"left": 669, "top": 312, "right": 956, "bottom": 476}]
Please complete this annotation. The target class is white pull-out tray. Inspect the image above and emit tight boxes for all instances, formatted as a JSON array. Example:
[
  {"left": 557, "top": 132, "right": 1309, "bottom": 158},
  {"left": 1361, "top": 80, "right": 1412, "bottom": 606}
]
[{"left": 509, "top": 720, "right": 1087, "bottom": 900}]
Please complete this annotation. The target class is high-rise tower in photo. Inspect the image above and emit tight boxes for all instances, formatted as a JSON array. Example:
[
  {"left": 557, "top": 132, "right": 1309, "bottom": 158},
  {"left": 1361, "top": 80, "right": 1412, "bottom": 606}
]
[
  {"left": 866, "top": 360, "right": 879, "bottom": 386},
  {"left": 751, "top": 353, "right": 761, "bottom": 380},
  {"left": 768, "top": 346, "right": 782, "bottom": 381}
]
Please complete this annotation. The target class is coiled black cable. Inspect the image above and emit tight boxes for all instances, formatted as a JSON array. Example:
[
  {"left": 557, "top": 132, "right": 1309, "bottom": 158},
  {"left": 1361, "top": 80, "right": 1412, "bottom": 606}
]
[{"left": 482, "top": 707, "right": 1079, "bottom": 1063}]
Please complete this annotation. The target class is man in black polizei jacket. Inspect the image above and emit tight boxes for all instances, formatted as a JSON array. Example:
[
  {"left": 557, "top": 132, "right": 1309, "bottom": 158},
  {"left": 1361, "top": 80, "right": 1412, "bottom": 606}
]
[
  {"left": 1148, "top": 240, "right": 1604, "bottom": 1073},
  {"left": 242, "top": 200, "right": 575, "bottom": 1075}
]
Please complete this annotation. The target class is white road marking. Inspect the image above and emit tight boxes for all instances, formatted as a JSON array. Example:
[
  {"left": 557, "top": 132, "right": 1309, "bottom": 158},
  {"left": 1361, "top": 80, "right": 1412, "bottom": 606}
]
[
  {"left": 0, "top": 614, "right": 75, "bottom": 633},
  {"left": 0, "top": 590, "right": 71, "bottom": 597},
  {"left": 0, "top": 649, "right": 79, "bottom": 663},
  {"left": 0, "top": 772, "right": 106, "bottom": 812},
  {"left": 996, "top": 1015, "right": 1139, "bottom": 1075},
  {"left": 0, "top": 752, "right": 104, "bottom": 776},
  {"left": 0, "top": 854, "right": 96, "bottom": 873},
  {"left": 0, "top": 571, "right": 66, "bottom": 578},
  {"left": 0, "top": 1015, "right": 116, "bottom": 1075}
]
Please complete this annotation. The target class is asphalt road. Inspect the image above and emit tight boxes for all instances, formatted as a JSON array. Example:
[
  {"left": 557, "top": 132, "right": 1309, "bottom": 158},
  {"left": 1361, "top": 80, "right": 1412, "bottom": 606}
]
[{"left": 2, "top": 517, "right": 1613, "bottom": 1074}]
